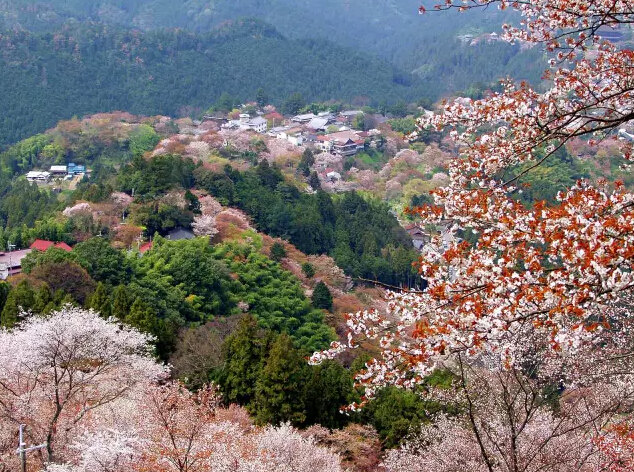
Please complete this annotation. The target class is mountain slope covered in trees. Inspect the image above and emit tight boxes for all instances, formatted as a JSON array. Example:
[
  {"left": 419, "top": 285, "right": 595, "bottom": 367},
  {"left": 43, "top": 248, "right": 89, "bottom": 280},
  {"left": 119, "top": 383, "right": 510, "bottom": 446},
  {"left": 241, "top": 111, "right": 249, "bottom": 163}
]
[
  {"left": 0, "top": 0, "right": 532, "bottom": 66},
  {"left": 0, "top": 20, "right": 422, "bottom": 146}
]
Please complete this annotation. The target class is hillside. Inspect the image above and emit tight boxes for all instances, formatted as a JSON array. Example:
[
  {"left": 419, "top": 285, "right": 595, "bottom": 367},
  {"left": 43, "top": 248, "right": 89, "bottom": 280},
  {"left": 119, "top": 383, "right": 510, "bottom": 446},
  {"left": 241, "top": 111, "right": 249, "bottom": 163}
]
[
  {"left": 1, "top": 1, "right": 547, "bottom": 100},
  {"left": 0, "top": 0, "right": 532, "bottom": 64},
  {"left": 0, "top": 20, "right": 422, "bottom": 146}
]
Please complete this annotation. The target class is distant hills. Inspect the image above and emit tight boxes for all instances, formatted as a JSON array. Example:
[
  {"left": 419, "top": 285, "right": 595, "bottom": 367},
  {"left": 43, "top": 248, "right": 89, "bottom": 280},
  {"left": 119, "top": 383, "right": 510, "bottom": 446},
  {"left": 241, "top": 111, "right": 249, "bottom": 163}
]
[
  {"left": 1, "top": 0, "right": 544, "bottom": 68},
  {"left": 0, "top": 20, "right": 422, "bottom": 146},
  {"left": 0, "top": 1, "right": 547, "bottom": 146}
]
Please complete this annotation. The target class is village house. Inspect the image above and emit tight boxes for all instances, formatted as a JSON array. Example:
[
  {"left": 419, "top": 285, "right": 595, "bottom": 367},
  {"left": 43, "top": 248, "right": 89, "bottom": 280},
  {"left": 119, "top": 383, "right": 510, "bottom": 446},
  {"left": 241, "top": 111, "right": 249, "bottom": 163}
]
[
  {"left": 619, "top": 128, "right": 634, "bottom": 142},
  {"left": 242, "top": 116, "right": 268, "bottom": 133},
  {"left": 270, "top": 126, "right": 304, "bottom": 146},
  {"left": 67, "top": 163, "right": 86, "bottom": 175},
  {"left": 30, "top": 239, "right": 73, "bottom": 252},
  {"left": 307, "top": 117, "right": 330, "bottom": 132},
  {"left": 26, "top": 171, "right": 51, "bottom": 183},
  {"left": 291, "top": 113, "right": 317, "bottom": 124},
  {"left": 337, "top": 110, "right": 363, "bottom": 124},
  {"left": 0, "top": 249, "right": 32, "bottom": 279},
  {"left": 404, "top": 223, "right": 432, "bottom": 251},
  {"left": 316, "top": 130, "right": 365, "bottom": 157},
  {"left": 50, "top": 165, "right": 68, "bottom": 177}
]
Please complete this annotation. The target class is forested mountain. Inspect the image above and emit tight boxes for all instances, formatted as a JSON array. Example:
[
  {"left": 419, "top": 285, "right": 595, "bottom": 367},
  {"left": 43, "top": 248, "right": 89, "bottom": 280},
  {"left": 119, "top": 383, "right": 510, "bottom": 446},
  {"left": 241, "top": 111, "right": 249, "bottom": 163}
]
[
  {"left": 0, "top": 20, "right": 423, "bottom": 146},
  {"left": 1, "top": 1, "right": 547, "bottom": 113},
  {"left": 0, "top": 0, "right": 531, "bottom": 66}
]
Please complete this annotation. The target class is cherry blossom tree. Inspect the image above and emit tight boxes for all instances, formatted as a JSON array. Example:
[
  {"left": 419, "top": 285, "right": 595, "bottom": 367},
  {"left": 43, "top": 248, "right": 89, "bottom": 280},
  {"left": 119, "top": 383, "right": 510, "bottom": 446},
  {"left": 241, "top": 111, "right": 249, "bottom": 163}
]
[
  {"left": 1, "top": 308, "right": 344, "bottom": 472},
  {"left": 312, "top": 1, "right": 634, "bottom": 469},
  {"left": 192, "top": 215, "right": 218, "bottom": 238},
  {"left": 198, "top": 196, "right": 223, "bottom": 218},
  {"left": 0, "top": 306, "right": 167, "bottom": 468}
]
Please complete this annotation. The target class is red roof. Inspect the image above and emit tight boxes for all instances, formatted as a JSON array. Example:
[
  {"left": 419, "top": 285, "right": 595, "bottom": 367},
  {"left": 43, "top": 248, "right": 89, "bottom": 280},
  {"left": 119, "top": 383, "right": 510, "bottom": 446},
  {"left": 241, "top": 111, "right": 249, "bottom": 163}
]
[
  {"left": 139, "top": 241, "right": 153, "bottom": 254},
  {"left": 30, "top": 240, "right": 72, "bottom": 252},
  {"left": 54, "top": 242, "right": 73, "bottom": 252},
  {"left": 30, "top": 240, "right": 54, "bottom": 251}
]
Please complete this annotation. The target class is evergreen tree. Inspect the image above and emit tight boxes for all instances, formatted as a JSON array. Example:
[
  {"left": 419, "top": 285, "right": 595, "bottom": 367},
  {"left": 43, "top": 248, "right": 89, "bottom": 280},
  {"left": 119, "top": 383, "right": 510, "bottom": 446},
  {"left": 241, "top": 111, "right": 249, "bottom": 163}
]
[
  {"left": 0, "top": 280, "right": 35, "bottom": 327},
  {"left": 126, "top": 297, "right": 157, "bottom": 335},
  {"left": 270, "top": 242, "right": 287, "bottom": 262},
  {"left": 219, "top": 315, "right": 268, "bottom": 405},
  {"left": 311, "top": 281, "right": 333, "bottom": 310},
  {"left": 308, "top": 171, "right": 321, "bottom": 190},
  {"left": 301, "top": 262, "right": 315, "bottom": 279},
  {"left": 282, "top": 92, "right": 306, "bottom": 116},
  {"left": 89, "top": 282, "right": 111, "bottom": 318},
  {"left": 298, "top": 148, "right": 315, "bottom": 177},
  {"left": 33, "top": 283, "right": 53, "bottom": 314},
  {"left": 185, "top": 190, "right": 201, "bottom": 214},
  {"left": 305, "top": 360, "right": 354, "bottom": 429},
  {"left": 0, "top": 281, "right": 10, "bottom": 315},
  {"left": 256, "top": 88, "right": 268, "bottom": 108},
  {"left": 216, "top": 92, "right": 235, "bottom": 112},
  {"left": 111, "top": 284, "right": 131, "bottom": 320},
  {"left": 253, "top": 333, "right": 308, "bottom": 426}
]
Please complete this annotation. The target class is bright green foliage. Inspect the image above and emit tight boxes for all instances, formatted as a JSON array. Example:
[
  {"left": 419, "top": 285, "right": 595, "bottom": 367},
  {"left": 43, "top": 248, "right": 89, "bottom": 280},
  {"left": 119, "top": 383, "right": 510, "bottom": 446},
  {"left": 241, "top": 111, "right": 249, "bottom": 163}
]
[
  {"left": 134, "top": 237, "right": 233, "bottom": 319},
  {"left": 389, "top": 117, "right": 417, "bottom": 135},
  {"left": 218, "top": 315, "right": 270, "bottom": 405},
  {"left": 304, "top": 360, "right": 355, "bottom": 429},
  {"left": 253, "top": 333, "right": 308, "bottom": 425},
  {"left": 126, "top": 297, "right": 159, "bottom": 335},
  {"left": 89, "top": 282, "right": 112, "bottom": 318},
  {"left": 21, "top": 247, "right": 79, "bottom": 274},
  {"left": 0, "top": 280, "right": 35, "bottom": 327},
  {"left": 196, "top": 166, "right": 418, "bottom": 286},
  {"left": 510, "top": 147, "right": 591, "bottom": 205},
  {"left": 214, "top": 241, "right": 335, "bottom": 352},
  {"left": 111, "top": 285, "right": 131, "bottom": 321},
  {"left": 269, "top": 242, "right": 286, "bottom": 262},
  {"left": 311, "top": 281, "right": 333, "bottom": 311},
  {"left": 128, "top": 124, "right": 160, "bottom": 158},
  {"left": 361, "top": 386, "right": 431, "bottom": 448},
  {"left": 73, "top": 238, "right": 132, "bottom": 285}
]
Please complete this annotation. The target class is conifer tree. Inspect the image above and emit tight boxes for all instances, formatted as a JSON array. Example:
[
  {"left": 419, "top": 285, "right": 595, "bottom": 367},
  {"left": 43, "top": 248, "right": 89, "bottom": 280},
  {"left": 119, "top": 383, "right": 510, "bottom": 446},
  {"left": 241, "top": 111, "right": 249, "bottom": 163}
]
[
  {"left": 298, "top": 148, "right": 315, "bottom": 177},
  {"left": 33, "top": 283, "right": 53, "bottom": 314},
  {"left": 0, "top": 280, "right": 35, "bottom": 327},
  {"left": 311, "top": 281, "right": 333, "bottom": 311},
  {"left": 309, "top": 171, "right": 321, "bottom": 190},
  {"left": 219, "top": 315, "right": 268, "bottom": 405},
  {"left": 253, "top": 333, "right": 308, "bottom": 426},
  {"left": 89, "top": 282, "right": 111, "bottom": 318},
  {"left": 270, "top": 242, "right": 287, "bottom": 262},
  {"left": 305, "top": 360, "right": 354, "bottom": 429},
  {"left": 111, "top": 284, "right": 131, "bottom": 320},
  {"left": 126, "top": 298, "right": 158, "bottom": 335}
]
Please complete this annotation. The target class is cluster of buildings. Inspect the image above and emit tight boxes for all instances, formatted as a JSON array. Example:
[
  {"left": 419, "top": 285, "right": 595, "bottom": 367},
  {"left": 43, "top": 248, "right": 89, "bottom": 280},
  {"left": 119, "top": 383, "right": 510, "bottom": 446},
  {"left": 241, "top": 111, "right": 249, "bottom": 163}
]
[
  {"left": 26, "top": 163, "right": 87, "bottom": 183},
  {"left": 207, "top": 105, "right": 383, "bottom": 155},
  {"left": 0, "top": 239, "right": 72, "bottom": 280}
]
